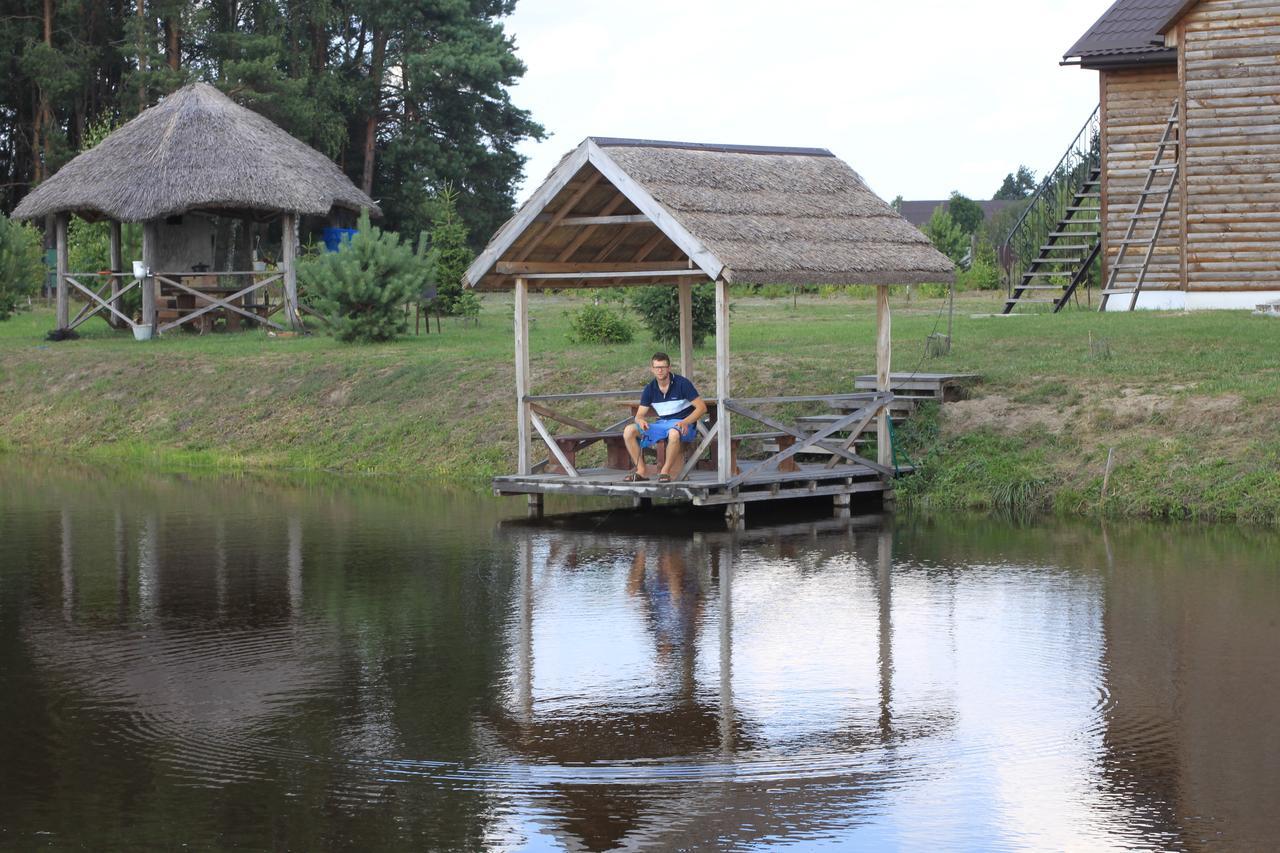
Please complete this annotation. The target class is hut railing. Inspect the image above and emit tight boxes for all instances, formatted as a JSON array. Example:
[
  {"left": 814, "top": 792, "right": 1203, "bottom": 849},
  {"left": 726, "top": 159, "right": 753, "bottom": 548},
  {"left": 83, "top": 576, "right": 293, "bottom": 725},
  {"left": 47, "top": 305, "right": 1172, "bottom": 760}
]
[
  {"left": 525, "top": 390, "right": 644, "bottom": 477},
  {"left": 152, "top": 271, "right": 286, "bottom": 333},
  {"left": 1000, "top": 105, "right": 1101, "bottom": 291},
  {"left": 61, "top": 271, "right": 142, "bottom": 330}
]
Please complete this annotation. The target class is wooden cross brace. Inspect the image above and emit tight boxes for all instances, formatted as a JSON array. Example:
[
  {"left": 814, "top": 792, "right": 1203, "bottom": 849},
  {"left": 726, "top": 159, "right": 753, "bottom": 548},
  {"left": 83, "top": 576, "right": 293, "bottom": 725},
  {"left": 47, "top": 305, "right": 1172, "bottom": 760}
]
[
  {"left": 64, "top": 275, "right": 141, "bottom": 330},
  {"left": 722, "top": 393, "right": 896, "bottom": 488},
  {"left": 156, "top": 274, "right": 286, "bottom": 333}
]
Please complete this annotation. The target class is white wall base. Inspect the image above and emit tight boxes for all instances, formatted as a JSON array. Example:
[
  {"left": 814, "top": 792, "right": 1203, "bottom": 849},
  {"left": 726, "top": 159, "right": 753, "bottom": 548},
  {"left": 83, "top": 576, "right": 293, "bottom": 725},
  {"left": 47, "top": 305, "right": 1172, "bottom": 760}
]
[{"left": 1103, "top": 290, "right": 1280, "bottom": 311}]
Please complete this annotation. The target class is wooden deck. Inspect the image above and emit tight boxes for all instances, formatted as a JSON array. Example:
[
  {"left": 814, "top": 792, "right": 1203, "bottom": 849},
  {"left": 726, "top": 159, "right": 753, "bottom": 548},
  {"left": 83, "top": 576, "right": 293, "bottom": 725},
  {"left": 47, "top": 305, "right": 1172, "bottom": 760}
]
[{"left": 494, "top": 459, "right": 897, "bottom": 507}]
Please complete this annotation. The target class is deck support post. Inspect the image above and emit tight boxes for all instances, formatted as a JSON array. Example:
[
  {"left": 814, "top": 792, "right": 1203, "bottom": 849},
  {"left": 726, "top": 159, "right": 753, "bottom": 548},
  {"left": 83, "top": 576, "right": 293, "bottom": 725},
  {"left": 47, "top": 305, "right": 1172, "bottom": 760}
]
[
  {"left": 108, "top": 220, "right": 123, "bottom": 329},
  {"left": 724, "top": 501, "right": 745, "bottom": 530},
  {"left": 715, "top": 278, "right": 732, "bottom": 482},
  {"left": 833, "top": 492, "right": 851, "bottom": 518},
  {"left": 281, "top": 212, "right": 301, "bottom": 329},
  {"left": 141, "top": 220, "right": 158, "bottom": 332},
  {"left": 514, "top": 276, "right": 531, "bottom": 475},
  {"left": 679, "top": 279, "right": 694, "bottom": 383},
  {"left": 55, "top": 214, "right": 69, "bottom": 329},
  {"left": 875, "top": 285, "right": 892, "bottom": 470},
  {"left": 527, "top": 494, "right": 544, "bottom": 518}
]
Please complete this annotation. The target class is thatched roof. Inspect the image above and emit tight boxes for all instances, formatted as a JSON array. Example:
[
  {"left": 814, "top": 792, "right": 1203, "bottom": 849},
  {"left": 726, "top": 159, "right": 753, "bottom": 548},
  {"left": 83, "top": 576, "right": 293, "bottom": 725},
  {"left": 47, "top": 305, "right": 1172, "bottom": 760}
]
[
  {"left": 13, "top": 82, "right": 379, "bottom": 222},
  {"left": 466, "top": 138, "right": 953, "bottom": 290}
]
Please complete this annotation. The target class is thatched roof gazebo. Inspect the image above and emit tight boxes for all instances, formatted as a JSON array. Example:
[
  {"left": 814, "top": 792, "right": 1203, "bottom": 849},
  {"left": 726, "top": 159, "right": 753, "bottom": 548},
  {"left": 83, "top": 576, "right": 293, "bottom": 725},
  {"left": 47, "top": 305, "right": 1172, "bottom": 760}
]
[
  {"left": 13, "top": 81, "right": 379, "bottom": 336},
  {"left": 465, "top": 138, "right": 954, "bottom": 524}
]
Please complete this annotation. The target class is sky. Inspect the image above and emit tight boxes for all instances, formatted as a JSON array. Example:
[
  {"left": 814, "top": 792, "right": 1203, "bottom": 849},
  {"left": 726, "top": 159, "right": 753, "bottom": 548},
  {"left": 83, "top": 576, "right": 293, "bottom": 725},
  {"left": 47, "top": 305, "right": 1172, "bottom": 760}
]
[{"left": 502, "top": 0, "right": 1111, "bottom": 204}]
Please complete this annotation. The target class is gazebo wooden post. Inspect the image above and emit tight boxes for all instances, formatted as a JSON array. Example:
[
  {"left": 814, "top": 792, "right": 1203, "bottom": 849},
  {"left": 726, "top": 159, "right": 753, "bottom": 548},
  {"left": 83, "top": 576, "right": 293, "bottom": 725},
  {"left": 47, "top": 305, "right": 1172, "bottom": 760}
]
[
  {"left": 716, "top": 277, "right": 743, "bottom": 524},
  {"left": 281, "top": 212, "right": 301, "bottom": 329},
  {"left": 876, "top": 285, "right": 893, "bottom": 501},
  {"left": 678, "top": 279, "right": 694, "bottom": 382},
  {"left": 108, "top": 220, "right": 123, "bottom": 329},
  {"left": 141, "top": 220, "right": 158, "bottom": 332},
  {"left": 54, "top": 214, "right": 69, "bottom": 329},
  {"left": 513, "top": 275, "right": 542, "bottom": 515}
]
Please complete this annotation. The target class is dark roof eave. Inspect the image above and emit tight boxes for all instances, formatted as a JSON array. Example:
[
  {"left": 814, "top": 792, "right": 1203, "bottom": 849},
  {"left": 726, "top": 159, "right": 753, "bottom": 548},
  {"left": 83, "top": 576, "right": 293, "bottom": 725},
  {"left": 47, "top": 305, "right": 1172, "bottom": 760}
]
[{"left": 1065, "top": 49, "right": 1178, "bottom": 70}]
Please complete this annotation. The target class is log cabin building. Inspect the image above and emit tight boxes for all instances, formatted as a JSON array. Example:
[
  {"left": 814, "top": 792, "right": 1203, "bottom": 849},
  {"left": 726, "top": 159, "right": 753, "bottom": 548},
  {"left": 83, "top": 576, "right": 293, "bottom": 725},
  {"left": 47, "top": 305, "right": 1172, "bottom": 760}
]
[
  {"left": 1071, "top": 0, "right": 1280, "bottom": 309},
  {"left": 1007, "top": 0, "right": 1280, "bottom": 311}
]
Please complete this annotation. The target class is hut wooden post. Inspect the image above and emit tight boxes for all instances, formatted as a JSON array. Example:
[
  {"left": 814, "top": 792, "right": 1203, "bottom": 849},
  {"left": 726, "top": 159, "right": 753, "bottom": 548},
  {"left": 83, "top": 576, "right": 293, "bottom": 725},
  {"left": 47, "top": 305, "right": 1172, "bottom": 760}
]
[
  {"left": 514, "top": 276, "right": 531, "bottom": 476},
  {"left": 54, "top": 214, "right": 69, "bottom": 329},
  {"left": 141, "top": 220, "right": 158, "bottom": 331},
  {"left": 678, "top": 279, "right": 694, "bottom": 382},
  {"left": 108, "top": 220, "right": 123, "bottom": 329},
  {"left": 875, "top": 285, "right": 892, "bottom": 469},
  {"left": 715, "top": 278, "right": 732, "bottom": 483},
  {"left": 281, "top": 212, "right": 301, "bottom": 329}
]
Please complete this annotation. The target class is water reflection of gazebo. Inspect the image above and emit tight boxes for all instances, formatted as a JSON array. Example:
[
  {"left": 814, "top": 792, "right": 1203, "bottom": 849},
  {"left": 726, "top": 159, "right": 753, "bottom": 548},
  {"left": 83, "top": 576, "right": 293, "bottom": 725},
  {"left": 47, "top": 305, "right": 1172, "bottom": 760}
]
[
  {"left": 485, "top": 517, "right": 955, "bottom": 851},
  {"left": 13, "top": 82, "right": 379, "bottom": 337},
  {"left": 464, "top": 139, "right": 954, "bottom": 525}
]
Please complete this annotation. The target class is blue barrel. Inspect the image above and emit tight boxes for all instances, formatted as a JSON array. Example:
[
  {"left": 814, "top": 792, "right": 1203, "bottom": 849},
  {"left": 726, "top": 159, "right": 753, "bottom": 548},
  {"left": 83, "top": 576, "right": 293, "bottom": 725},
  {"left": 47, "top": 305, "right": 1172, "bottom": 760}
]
[{"left": 321, "top": 227, "right": 358, "bottom": 252}]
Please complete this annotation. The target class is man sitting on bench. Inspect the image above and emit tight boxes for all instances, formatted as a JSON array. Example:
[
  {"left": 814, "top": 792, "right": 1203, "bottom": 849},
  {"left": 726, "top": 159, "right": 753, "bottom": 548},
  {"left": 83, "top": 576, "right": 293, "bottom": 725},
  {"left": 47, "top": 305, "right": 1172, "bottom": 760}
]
[{"left": 622, "top": 352, "right": 707, "bottom": 482}]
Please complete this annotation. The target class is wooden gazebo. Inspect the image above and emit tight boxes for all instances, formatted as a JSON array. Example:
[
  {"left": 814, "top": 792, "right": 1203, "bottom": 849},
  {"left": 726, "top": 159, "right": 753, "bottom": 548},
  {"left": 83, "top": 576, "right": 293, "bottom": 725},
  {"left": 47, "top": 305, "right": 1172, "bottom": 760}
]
[
  {"left": 12, "top": 82, "right": 379, "bottom": 336},
  {"left": 464, "top": 138, "right": 954, "bottom": 523}
]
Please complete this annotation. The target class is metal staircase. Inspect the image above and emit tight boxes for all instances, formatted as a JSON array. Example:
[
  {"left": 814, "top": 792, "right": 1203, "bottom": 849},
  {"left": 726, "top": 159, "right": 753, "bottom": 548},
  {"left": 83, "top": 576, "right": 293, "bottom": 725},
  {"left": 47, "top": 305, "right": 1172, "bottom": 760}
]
[
  {"left": 1001, "top": 107, "right": 1102, "bottom": 314},
  {"left": 1099, "top": 100, "right": 1180, "bottom": 312}
]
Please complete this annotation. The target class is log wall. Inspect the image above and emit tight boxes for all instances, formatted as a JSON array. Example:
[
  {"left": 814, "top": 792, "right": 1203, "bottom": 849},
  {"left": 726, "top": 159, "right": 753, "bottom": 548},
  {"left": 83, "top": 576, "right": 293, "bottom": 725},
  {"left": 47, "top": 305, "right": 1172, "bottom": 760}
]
[
  {"left": 1100, "top": 66, "right": 1184, "bottom": 289},
  {"left": 1180, "top": 0, "right": 1280, "bottom": 291}
]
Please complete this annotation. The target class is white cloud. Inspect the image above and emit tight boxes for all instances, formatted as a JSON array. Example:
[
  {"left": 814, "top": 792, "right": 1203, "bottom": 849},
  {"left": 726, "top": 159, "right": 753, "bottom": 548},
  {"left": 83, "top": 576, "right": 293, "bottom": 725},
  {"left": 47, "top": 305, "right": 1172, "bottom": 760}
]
[{"left": 504, "top": 0, "right": 1109, "bottom": 202}]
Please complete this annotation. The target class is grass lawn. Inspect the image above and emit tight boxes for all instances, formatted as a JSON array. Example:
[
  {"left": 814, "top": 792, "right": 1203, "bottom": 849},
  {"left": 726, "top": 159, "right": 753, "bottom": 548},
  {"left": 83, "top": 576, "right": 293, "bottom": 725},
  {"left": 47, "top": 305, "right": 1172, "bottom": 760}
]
[{"left": 2, "top": 288, "right": 1278, "bottom": 524}]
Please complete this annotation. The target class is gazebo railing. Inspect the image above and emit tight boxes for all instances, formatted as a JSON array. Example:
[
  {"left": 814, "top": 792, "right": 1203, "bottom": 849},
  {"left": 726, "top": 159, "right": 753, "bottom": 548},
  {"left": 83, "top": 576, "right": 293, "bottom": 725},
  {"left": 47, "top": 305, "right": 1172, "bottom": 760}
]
[
  {"left": 152, "top": 271, "right": 286, "bottom": 333},
  {"left": 523, "top": 390, "right": 895, "bottom": 484}
]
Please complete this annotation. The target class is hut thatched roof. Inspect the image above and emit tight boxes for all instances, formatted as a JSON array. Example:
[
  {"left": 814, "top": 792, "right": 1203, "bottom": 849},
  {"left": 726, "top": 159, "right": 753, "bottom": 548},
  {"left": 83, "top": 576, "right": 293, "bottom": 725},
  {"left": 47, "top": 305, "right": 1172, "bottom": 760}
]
[
  {"left": 466, "top": 138, "right": 953, "bottom": 290},
  {"left": 13, "top": 82, "right": 379, "bottom": 222}
]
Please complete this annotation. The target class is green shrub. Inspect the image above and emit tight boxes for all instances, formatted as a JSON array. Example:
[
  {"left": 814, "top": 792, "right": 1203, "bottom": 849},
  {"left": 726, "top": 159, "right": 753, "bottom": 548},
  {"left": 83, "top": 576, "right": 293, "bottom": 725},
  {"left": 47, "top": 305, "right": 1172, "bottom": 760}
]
[
  {"left": 956, "top": 239, "right": 1001, "bottom": 291},
  {"left": 299, "top": 210, "right": 426, "bottom": 343},
  {"left": 630, "top": 283, "right": 715, "bottom": 345},
  {"left": 922, "top": 205, "right": 968, "bottom": 264},
  {"left": 567, "top": 304, "right": 634, "bottom": 344},
  {"left": 0, "top": 216, "right": 44, "bottom": 321}
]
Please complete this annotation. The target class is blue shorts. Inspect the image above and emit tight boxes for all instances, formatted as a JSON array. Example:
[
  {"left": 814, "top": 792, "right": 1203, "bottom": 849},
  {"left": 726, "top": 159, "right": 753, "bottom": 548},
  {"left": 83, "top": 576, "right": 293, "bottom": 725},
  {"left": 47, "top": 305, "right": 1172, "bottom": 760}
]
[{"left": 640, "top": 419, "right": 697, "bottom": 449}]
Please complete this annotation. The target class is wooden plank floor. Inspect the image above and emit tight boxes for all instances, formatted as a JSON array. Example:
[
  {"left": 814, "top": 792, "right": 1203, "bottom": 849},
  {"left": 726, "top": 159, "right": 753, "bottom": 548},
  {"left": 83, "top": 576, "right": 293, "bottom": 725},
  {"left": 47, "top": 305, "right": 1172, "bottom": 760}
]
[{"left": 494, "top": 460, "right": 894, "bottom": 506}]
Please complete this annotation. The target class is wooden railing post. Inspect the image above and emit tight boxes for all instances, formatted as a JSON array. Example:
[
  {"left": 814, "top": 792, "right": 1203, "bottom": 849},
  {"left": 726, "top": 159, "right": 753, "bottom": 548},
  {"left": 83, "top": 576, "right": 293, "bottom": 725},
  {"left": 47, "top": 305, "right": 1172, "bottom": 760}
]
[
  {"left": 281, "top": 212, "right": 301, "bottom": 329},
  {"left": 679, "top": 279, "right": 694, "bottom": 383},
  {"left": 141, "top": 220, "right": 158, "bottom": 332},
  {"left": 514, "top": 276, "right": 531, "bottom": 475},
  {"left": 876, "top": 285, "right": 892, "bottom": 469},
  {"left": 108, "top": 220, "right": 123, "bottom": 329},
  {"left": 715, "top": 278, "right": 732, "bottom": 482},
  {"left": 55, "top": 214, "right": 69, "bottom": 329}
]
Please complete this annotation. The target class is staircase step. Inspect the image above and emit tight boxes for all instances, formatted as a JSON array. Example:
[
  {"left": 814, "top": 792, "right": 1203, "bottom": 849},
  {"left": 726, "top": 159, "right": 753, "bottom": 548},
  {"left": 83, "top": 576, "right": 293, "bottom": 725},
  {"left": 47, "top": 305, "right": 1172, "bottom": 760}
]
[
  {"left": 1067, "top": 217, "right": 1101, "bottom": 224},
  {"left": 1041, "top": 243, "right": 1092, "bottom": 251},
  {"left": 1101, "top": 288, "right": 1137, "bottom": 295},
  {"left": 1048, "top": 230, "right": 1099, "bottom": 238},
  {"left": 1022, "top": 272, "right": 1070, "bottom": 278},
  {"left": 1076, "top": 192, "right": 1101, "bottom": 198},
  {"left": 1018, "top": 284, "right": 1068, "bottom": 290},
  {"left": 1005, "top": 298, "right": 1060, "bottom": 304}
]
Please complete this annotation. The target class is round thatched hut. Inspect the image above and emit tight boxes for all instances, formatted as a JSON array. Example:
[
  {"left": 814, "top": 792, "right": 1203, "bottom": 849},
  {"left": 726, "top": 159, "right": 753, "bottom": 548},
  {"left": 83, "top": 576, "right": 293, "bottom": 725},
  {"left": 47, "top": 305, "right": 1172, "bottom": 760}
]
[{"left": 12, "top": 81, "right": 379, "bottom": 336}]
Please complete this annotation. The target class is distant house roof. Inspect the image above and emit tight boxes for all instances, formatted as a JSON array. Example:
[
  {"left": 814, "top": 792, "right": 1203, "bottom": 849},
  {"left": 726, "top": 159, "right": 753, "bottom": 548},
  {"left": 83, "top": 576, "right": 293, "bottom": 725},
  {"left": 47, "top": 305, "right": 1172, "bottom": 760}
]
[
  {"left": 897, "top": 199, "right": 1021, "bottom": 229},
  {"left": 466, "top": 137, "right": 954, "bottom": 290},
  {"left": 1063, "top": 0, "right": 1185, "bottom": 68}
]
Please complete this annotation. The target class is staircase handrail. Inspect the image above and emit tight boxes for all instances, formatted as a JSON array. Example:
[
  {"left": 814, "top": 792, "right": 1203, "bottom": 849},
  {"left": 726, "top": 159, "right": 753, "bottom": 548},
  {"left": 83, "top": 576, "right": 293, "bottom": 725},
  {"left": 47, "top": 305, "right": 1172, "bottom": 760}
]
[{"left": 1000, "top": 105, "right": 1101, "bottom": 289}]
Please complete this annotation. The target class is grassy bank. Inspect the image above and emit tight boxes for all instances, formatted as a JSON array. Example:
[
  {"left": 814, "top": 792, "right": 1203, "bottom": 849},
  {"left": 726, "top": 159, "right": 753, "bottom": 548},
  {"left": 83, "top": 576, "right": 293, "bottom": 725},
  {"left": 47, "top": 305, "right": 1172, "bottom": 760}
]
[{"left": 2, "top": 291, "right": 1278, "bottom": 524}]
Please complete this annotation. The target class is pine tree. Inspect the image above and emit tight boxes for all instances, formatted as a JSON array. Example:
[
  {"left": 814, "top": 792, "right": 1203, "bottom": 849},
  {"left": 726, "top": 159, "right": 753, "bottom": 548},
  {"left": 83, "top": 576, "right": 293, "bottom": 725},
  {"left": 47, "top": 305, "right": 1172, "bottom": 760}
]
[
  {"left": 300, "top": 210, "right": 426, "bottom": 342},
  {"left": 426, "top": 187, "right": 476, "bottom": 316}
]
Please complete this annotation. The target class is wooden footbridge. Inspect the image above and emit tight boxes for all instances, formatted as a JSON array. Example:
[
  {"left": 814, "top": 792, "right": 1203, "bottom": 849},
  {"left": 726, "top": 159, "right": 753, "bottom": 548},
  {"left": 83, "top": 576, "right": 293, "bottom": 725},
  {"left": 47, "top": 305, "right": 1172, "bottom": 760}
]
[{"left": 464, "top": 138, "right": 955, "bottom": 526}]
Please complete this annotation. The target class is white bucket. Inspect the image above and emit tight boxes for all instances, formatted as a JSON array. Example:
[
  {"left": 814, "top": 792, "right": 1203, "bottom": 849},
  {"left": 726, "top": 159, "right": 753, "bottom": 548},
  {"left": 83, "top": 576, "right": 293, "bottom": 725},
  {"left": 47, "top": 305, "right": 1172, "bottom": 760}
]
[
  {"left": 132, "top": 260, "right": 147, "bottom": 279},
  {"left": 132, "top": 323, "right": 154, "bottom": 342}
]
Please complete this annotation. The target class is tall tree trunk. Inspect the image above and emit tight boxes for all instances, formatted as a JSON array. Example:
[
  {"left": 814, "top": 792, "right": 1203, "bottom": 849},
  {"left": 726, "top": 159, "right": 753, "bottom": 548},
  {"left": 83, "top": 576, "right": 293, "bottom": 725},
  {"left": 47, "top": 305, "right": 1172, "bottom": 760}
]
[
  {"left": 360, "top": 30, "right": 387, "bottom": 196},
  {"left": 165, "top": 17, "right": 179, "bottom": 71},
  {"left": 33, "top": 0, "right": 55, "bottom": 182},
  {"left": 136, "top": 0, "right": 146, "bottom": 108}
]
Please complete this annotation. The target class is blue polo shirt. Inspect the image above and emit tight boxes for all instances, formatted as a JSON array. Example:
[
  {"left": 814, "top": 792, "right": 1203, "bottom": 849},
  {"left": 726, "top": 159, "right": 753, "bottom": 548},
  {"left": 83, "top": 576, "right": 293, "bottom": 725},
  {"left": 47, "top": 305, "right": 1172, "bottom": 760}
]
[{"left": 640, "top": 373, "right": 700, "bottom": 421}]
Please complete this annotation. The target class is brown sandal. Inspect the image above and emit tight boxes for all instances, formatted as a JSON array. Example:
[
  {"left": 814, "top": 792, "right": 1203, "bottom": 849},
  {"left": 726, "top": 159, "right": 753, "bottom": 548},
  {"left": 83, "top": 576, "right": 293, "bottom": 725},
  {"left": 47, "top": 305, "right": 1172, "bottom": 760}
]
[
  {"left": 657, "top": 474, "right": 672, "bottom": 483},
  {"left": 623, "top": 471, "right": 649, "bottom": 482}
]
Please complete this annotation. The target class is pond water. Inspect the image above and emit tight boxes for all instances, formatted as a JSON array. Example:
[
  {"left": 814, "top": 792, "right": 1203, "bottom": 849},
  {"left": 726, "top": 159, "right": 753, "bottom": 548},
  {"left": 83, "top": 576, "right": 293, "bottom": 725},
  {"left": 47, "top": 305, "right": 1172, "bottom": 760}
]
[{"left": 1, "top": 457, "right": 1277, "bottom": 851}]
